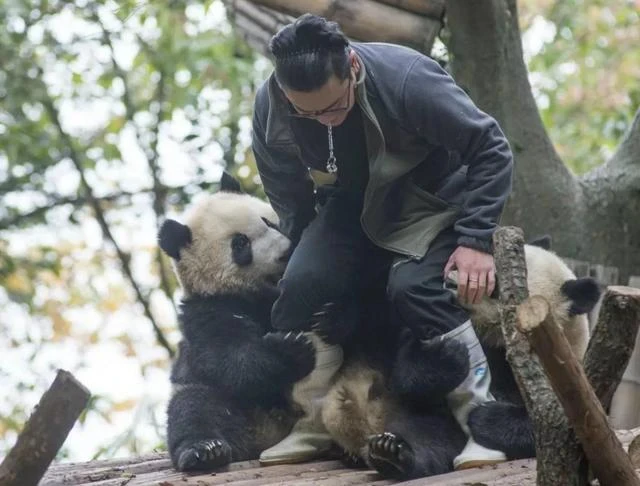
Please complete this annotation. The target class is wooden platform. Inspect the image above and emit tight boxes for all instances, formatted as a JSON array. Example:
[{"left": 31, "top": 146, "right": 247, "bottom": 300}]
[{"left": 40, "top": 428, "right": 640, "bottom": 486}]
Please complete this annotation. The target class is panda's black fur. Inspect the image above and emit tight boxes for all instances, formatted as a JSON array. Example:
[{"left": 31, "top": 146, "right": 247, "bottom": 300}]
[{"left": 160, "top": 173, "right": 315, "bottom": 472}]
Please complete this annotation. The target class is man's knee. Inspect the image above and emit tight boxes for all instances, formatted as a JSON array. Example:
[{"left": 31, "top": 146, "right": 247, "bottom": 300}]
[
  {"left": 387, "top": 262, "right": 467, "bottom": 337},
  {"left": 272, "top": 269, "right": 352, "bottom": 331}
]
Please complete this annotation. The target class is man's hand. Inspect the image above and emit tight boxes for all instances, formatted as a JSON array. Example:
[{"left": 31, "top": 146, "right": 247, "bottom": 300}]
[{"left": 444, "top": 246, "right": 495, "bottom": 305}]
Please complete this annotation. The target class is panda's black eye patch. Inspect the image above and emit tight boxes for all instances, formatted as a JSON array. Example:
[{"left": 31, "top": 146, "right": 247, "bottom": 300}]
[{"left": 231, "top": 233, "right": 252, "bottom": 266}]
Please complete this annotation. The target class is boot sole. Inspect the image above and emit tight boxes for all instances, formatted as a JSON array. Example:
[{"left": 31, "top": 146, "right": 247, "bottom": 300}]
[
  {"left": 454, "top": 458, "right": 507, "bottom": 470},
  {"left": 259, "top": 451, "right": 327, "bottom": 466}
]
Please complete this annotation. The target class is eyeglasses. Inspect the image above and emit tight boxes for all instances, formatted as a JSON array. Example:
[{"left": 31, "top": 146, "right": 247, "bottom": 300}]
[{"left": 288, "top": 78, "right": 352, "bottom": 119}]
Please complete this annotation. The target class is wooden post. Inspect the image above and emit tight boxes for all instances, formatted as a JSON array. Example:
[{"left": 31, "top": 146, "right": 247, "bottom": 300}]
[
  {"left": 493, "top": 226, "right": 588, "bottom": 486},
  {"left": 584, "top": 286, "right": 640, "bottom": 411},
  {"left": 517, "top": 296, "right": 640, "bottom": 486},
  {"left": 0, "top": 370, "right": 91, "bottom": 486}
]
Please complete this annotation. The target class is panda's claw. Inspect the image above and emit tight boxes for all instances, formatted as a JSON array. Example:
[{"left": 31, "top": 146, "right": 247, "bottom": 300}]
[
  {"left": 367, "top": 433, "right": 414, "bottom": 480},
  {"left": 176, "top": 439, "right": 232, "bottom": 471}
]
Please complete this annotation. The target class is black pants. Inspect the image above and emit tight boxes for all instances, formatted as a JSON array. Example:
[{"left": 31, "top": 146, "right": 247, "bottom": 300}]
[{"left": 271, "top": 188, "right": 469, "bottom": 339}]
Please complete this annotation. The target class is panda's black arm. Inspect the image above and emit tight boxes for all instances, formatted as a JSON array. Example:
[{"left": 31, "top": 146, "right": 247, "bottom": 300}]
[{"left": 187, "top": 334, "right": 314, "bottom": 400}]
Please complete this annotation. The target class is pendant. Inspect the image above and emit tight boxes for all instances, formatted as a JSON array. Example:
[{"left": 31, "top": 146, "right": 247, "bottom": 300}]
[{"left": 326, "top": 155, "right": 338, "bottom": 174}]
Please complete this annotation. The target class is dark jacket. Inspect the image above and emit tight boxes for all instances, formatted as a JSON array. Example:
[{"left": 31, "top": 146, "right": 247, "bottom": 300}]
[{"left": 252, "top": 42, "right": 513, "bottom": 258}]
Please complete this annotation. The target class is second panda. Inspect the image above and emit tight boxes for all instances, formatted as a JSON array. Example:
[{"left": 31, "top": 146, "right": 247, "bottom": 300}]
[{"left": 321, "top": 236, "right": 601, "bottom": 478}]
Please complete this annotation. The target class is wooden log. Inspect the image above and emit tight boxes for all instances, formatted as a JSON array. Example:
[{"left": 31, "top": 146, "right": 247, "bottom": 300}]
[
  {"left": 376, "top": 0, "right": 444, "bottom": 18},
  {"left": 239, "top": 0, "right": 441, "bottom": 53},
  {"left": 630, "top": 434, "right": 640, "bottom": 468},
  {"left": 493, "top": 226, "right": 587, "bottom": 486},
  {"left": 517, "top": 295, "right": 640, "bottom": 486},
  {"left": 584, "top": 286, "right": 640, "bottom": 411},
  {"left": 0, "top": 370, "right": 91, "bottom": 486}
]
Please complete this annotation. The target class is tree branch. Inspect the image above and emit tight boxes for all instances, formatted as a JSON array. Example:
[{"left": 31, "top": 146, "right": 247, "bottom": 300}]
[
  {"left": 41, "top": 93, "right": 175, "bottom": 358},
  {"left": 98, "top": 19, "right": 177, "bottom": 315},
  {"left": 582, "top": 107, "right": 640, "bottom": 186},
  {"left": 0, "top": 190, "right": 154, "bottom": 230}
]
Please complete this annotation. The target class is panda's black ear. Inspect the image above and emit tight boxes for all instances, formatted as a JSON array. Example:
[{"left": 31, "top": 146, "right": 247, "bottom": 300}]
[
  {"left": 528, "top": 235, "right": 552, "bottom": 250},
  {"left": 561, "top": 277, "right": 602, "bottom": 316},
  {"left": 220, "top": 171, "right": 243, "bottom": 193},
  {"left": 158, "top": 219, "right": 192, "bottom": 260}
]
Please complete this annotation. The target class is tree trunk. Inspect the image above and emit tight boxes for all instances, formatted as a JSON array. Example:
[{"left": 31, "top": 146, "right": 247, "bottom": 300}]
[{"left": 445, "top": 0, "right": 640, "bottom": 283}]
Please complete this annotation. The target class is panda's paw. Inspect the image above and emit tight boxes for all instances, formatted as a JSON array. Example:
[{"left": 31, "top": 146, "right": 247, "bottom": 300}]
[
  {"left": 392, "top": 334, "right": 470, "bottom": 400},
  {"left": 340, "top": 450, "right": 367, "bottom": 469},
  {"left": 176, "top": 439, "right": 232, "bottom": 471},
  {"left": 263, "top": 331, "right": 316, "bottom": 378},
  {"left": 367, "top": 432, "right": 414, "bottom": 479},
  {"left": 419, "top": 337, "right": 470, "bottom": 388},
  {"left": 309, "top": 301, "right": 353, "bottom": 345}
]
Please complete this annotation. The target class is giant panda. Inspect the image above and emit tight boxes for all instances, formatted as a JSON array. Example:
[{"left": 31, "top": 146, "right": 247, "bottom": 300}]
[
  {"left": 320, "top": 236, "right": 602, "bottom": 478},
  {"left": 158, "top": 173, "right": 317, "bottom": 472}
]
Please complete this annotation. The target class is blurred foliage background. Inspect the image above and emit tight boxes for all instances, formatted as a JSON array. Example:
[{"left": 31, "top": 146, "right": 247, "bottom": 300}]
[{"left": 0, "top": 0, "right": 638, "bottom": 461}]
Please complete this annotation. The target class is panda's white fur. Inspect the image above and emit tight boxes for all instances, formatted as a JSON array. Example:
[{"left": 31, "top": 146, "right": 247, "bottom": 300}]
[
  {"left": 322, "top": 361, "right": 389, "bottom": 460},
  {"left": 457, "top": 243, "right": 591, "bottom": 358},
  {"left": 172, "top": 191, "right": 290, "bottom": 297}
]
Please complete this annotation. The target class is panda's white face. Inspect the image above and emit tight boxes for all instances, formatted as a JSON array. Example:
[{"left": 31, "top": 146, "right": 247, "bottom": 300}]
[
  {"left": 448, "top": 244, "right": 598, "bottom": 358},
  {"left": 164, "top": 192, "right": 291, "bottom": 297}
]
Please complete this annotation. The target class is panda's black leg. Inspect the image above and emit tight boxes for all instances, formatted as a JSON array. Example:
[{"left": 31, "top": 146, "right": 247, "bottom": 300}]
[
  {"left": 176, "top": 439, "right": 233, "bottom": 471},
  {"left": 167, "top": 384, "right": 253, "bottom": 471},
  {"left": 367, "top": 432, "right": 415, "bottom": 479},
  {"left": 468, "top": 401, "right": 535, "bottom": 459}
]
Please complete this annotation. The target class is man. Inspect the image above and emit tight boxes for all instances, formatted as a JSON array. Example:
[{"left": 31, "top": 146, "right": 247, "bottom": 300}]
[{"left": 251, "top": 13, "right": 513, "bottom": 470}]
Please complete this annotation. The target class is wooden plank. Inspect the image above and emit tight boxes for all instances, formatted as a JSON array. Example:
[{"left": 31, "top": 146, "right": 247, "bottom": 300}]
[
  {"left": 39, "top": 429, "right": 640, "bottom": 486},
  {"left": 41, "top": 457, "right": 173, "bottom": 485},
  {"left": 242, "top": 0, "right": 440, "bottom": 53},
  {"left": 398, "top": 459, "right": 535, "bottom": 485},
  {"left": 123, "top": 460, "right": 348, "bottom": 486},
  {"left": 375, "top": 0, "right": 444, "bottom": 17}
]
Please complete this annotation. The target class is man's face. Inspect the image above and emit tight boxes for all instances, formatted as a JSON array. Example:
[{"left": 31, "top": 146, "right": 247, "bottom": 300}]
[{"left": 283, "top": 55, "right": 357, "bottom": 127}]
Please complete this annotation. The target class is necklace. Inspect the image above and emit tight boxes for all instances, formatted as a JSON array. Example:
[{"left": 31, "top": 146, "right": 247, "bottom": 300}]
[{"left": 326, "top": 125, "right": 337, "bottom": 174}]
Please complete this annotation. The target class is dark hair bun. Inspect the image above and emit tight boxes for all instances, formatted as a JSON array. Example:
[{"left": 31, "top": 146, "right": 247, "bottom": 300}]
[{"left": 270, "top": 13, "right": 349, "bottom": 58}]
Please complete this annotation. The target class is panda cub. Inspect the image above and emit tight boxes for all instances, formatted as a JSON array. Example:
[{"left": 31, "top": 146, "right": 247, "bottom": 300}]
[
  {"left": 159, "top": 173, "right": 315, "bottom": 472},
  {"left": 322, "top": 236, "right": 601, "bottom": 477}
]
